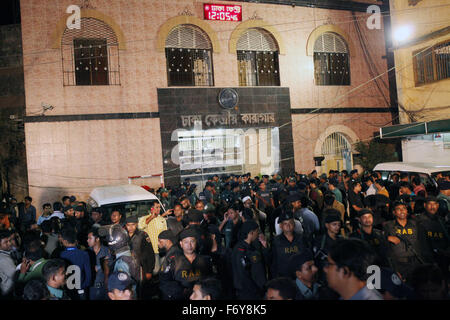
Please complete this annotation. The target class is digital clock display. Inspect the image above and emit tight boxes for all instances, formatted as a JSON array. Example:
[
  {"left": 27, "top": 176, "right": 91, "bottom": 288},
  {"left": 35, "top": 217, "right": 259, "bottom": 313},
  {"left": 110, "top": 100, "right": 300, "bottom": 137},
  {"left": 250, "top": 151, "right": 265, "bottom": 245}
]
[{"left": 203, "top": 3, "right": 242, "bottom": 22}]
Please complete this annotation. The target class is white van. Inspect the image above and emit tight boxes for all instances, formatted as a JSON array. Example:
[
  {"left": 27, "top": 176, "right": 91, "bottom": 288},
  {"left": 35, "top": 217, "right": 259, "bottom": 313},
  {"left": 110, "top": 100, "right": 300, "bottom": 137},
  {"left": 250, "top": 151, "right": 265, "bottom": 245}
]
[
  {"left": 87, "top": 184, "right": 165, "bottom": 219},
  {"left": 373, "top": 162, "right": 450, "bottom": 194}
]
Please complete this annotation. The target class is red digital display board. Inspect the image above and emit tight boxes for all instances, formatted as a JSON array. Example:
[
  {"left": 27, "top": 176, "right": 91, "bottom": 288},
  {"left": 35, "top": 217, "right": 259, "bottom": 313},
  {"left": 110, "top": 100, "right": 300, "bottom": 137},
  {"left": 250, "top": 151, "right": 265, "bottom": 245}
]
[{"left": 203, "top": 3, "right": 242, "bottom": 22}]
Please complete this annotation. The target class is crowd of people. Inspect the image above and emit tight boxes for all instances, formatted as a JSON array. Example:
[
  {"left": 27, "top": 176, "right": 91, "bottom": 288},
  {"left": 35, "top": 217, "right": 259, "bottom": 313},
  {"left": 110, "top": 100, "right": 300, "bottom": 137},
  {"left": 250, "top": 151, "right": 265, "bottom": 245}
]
[{"left": 0, "top": 169, "right": 449, "bottom": 300}]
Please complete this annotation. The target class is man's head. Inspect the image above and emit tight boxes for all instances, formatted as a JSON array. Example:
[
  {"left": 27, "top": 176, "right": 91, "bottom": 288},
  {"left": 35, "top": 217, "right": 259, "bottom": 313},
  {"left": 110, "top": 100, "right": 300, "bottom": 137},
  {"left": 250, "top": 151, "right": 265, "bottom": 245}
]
[
  {"left": 53, "top": 202, "right": 63, "bottom": 212},
  {"left": 61, "top": 196, "right": 71, "bottom": 207},
  {"left": 357, "top": 208, "right": 374, "bottom": 228},
  {"left": 0, "top": 230, "right": 13, "bottom": 251},
  {"left": 187, "top": 209, "right": 203, "bottom": 225},
  {"left": 278, "top": 212, "right": 295, "bottom": 235},
  {"left": 190, "top": 278, "right": 222, "bottom": 300},
  {"left": 24, "top": 238, "right": 44, "bottom": 262},
  {"left": 240, "top": 220, "right": 259, "bottom": 243},
  {"left": 173, "top": 204, "right": 183, "bottom": 221},
  {"left": 324, "top": 239, "right": 377, "bottom": 297},
  {"left": 259, "top": 182, "right": 266, "bottom": 191},
  {"left": 87, "top": 228, "right": 100, "bottom": 248},
  {"left": 351, "top": 181, "right": 362, "bottom": 194},
  {"left": 61, "top": 227, "right": 77, "bottom": 247},
  {"left": 350, "top": 169, "right": 358, "bottom": 180},
  {"left": 289, "top": 250, "right": 318, "bottom": 285},
  {"left": 392, "top": 201, "right": 408, "bottom": 221},
  {"left": 399, "top": 182, "right": 413, "bottom": 195},
  {"left": 194, "top": 199, "right": 205, "bottom": 211},
  {"left": 24, "top": 196, "right": 32, "bottom": 206},
  {"left": 63, "top": 206, "right": 74, "bottom": 217},
  {"left": 180, "top": 197, "right": 191, "bottom": 210},
  {"left": 424, "top": 197, "right": 439, "bottom": 215},
  {"left": 43, "top": 259, "right": 66, "bottom": 289},
  {"left": 74, "top": 206, "right": 85, "bottom": 219},
  {"left": 242, "top": 196, "right": 253, "bottom": 209},
  {"left": 323, "top": 193, "right": 336, "bottom": 207},
  {"left": 107, "top": 272, "right": 134, "bottom": 300},
  {"left": 323, "top": 209, "right": 342, "bottom": 236},
  {"left": 158, "top": 230, "right": 175, "bottom": 251},
  {"left": 288, "top": 193, "right": 302, "bottom": 210},
  {"left": 179, "top": 229, "right": 197, "bottom": 255},
  {"left": 125, "top": 215, "right": 139, "bottom": 235},
  {"left": 23, "top": 279, "right": 50, "bottom": 300},
  {"left": 90, "top": 208, "right": 103, "bottom": 223},
  {"left": 265, "top": 277, "right": 297, "bottom": 300},
  {"left": 110, "top": 210, "right": 122, "bottom": 225},
  {"left": 42, "top": 203, "right": 52, "bottom": 216}
]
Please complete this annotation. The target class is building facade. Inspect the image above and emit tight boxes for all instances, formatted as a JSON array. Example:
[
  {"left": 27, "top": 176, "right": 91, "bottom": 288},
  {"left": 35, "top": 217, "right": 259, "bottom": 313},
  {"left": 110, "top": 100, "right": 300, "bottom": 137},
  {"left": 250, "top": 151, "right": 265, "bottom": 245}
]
[
  {"left": 16, "top": 0, "right": 393, "bottom": 208},
  {"left": 381, "top": 0, "right": 450, "bottom": 162}
]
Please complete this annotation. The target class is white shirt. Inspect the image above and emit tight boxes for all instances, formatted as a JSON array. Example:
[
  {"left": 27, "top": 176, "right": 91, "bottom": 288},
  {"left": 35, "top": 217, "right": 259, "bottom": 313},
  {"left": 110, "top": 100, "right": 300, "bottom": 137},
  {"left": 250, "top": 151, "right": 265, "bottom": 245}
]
[
  {"left": 365, "top": 184, "right": 377, "bottom": 197},
  {"left": 49, "top": 211, "right": 65, "bottom": 220}
]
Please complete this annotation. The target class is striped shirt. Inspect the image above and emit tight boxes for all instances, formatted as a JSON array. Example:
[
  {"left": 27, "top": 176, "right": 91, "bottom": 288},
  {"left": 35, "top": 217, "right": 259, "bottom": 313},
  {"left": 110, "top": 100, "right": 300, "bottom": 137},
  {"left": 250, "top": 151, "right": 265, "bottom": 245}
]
[{"left": 138, "top": 214, "right": 167, "bottom": 253}]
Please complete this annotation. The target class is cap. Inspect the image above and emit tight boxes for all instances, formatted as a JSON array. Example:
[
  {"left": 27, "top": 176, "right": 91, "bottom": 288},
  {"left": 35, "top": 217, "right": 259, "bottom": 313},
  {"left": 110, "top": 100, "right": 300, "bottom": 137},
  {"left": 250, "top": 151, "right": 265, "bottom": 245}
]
[
  {"left": 74, "top": 206, "right": 84, "bottom": 212},
  {"left": 278, "top": 211, "right": 294, "bottom": 223},
  {"left": 63, "top": 206, "right": 73, "bottom": 212},
  {"left": 262, "top": 175, "right": 269, "bottom": 179},
  {"left": 158, "top": 230, "right": 176, "bottom": 243},
  {"left": 289, "top": 177, "right": 296, "bottom": 182},
  {"left": 187, "top": 209, "right": 204, "bottom": 223},
  {"left": 108, "top": 272, "right": 134, "bottom": 292},
  {"left": 160, "top": 188, "right": 168, "bottom": 193},
  {"left": 324, "top": 211, "right": 342, "bottom": 224},
  {"left": 178, "top": 228, "right": 198, "bottom": 241},
  {"left": 425, "top": 196, "right": 438, "bottom": 203},
  {"left": 289, "top": 251, "right": 314, "bottom": 274},
  {"left": 242, "top": 196, "right": 252, "bottom": 203},
  {"left": 231, "top": 182, "right": 240, "bottom": 189},
  {"left": 357, "top": 208, "right": 373, "bottom": 218},
  {"left": 69, "top": 196, "right": 77, "bottom": 202},
  {"left": 350, "top": 169, "right": 358, "bottom": 175},
  {"left": 126, "top": 215, "right": 139, "bottom": 224},
  {"left": 379, "top": 268, "right": 415, "bottom": 299},
  {"left": 320, "top": 173, "right": 327, "bottom": 179},
  {"left": 438, "top": 180, "right": 450, "bottom": 190},
  {"left": 287, "top": 193, "right": 301, "bottom": 203}
]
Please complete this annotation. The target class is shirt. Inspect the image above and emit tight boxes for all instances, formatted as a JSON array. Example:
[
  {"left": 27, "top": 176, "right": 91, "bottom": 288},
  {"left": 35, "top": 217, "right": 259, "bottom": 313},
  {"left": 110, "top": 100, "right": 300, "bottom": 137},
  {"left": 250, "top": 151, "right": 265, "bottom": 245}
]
[
  {"left": 60, "top": 247, "right": 92, "bottom": 289},
  {"left": 348, "top": 285, "right": 383, "bottom": 300},
  {"left": 89, "top": 245, "right": 111, "bottom": 284},
  {"left": 331, "top": 188, "right": 343, "bottom": 204},
  {"left": 295, "top": 208, "right": 320, "bottom": 236},
  {"left": 296, "top": 278, "right": 320, "bottom": 300},
  {"left": 47, "top": 285, "right": 64, "bottom": 299},
  {"left": 138, "top": 214, "right": 167, "bottom": 253},
  {"left": 17, "top": 258, "right": 48, "bottom": 283}
]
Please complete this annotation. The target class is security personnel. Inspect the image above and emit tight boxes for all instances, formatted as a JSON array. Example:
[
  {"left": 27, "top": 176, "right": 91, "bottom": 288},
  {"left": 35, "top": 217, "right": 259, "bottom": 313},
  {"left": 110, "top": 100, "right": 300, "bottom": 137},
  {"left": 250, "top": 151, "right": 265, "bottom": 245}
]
[
  {"left": 98, "top": 224, "right": 141, "bottom": 284},
  {"left": 350, "top": 208, "right": 389, "bottom": 267},
  {"left": 230, "top": 182, "right": 241, "bottom": 203},
  {"left": 383, "top": 201, "right": 433, "bottom": 282},
  {"left": 159, "top": 228, "right": 214, "bottom": 300},
  {"left": 220, "top": 183, "right": 233, "bottom": 206},
  {"left": 125, "top": 215, "right": 155, "bottom": 295},
  {"left": 231, "top": 220, "right": 267, "bottom": 300},
  {"left": 185, "top": 209, "right": 214, "bottom": 255},
  {"left": 240, "top": 174, "right": 253, "bottom": 198},
  {"left": 416, "top": 197, "right": 450, "bottom": 278},
  {"left": 159, "top": 188, "right": 172, "bottom": 211},
  {"left": 312, "top": 210, "right": 344, "bottom": 284},
  {"left": 271, "top": 211, "right": 307, "bottom": 278},
  {"left": 286, "top": 177, "right": 300, "bottom": 195}
]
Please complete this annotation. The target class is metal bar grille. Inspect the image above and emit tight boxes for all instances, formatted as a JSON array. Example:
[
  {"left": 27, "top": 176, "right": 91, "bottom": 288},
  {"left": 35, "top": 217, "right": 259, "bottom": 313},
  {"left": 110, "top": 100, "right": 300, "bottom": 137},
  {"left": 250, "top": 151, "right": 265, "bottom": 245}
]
[
  {"left": 61, "top": 18, "right": 120, "bottom": 86},
  {"left": 414, "top": 41, "right": 450, "bottom": 86},
  {"left": 237, "top": 50, "right": 280, "bottom": 86},
  {"left": 321, "top": 132, "right": 351, "bottom": 156},
  {"left": 166, "top": 48, "right": 213, "bottom": 86},
  {"left": 314, "top": 52, "right": 350, "bottom": 85}
]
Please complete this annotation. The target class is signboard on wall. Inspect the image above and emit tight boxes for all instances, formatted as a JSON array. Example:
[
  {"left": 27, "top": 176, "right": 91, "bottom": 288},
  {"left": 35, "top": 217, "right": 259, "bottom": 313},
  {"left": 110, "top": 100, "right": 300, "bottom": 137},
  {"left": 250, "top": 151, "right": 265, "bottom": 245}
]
[{"left": 203, "top": 3, "right": 242, "bottom": 22}]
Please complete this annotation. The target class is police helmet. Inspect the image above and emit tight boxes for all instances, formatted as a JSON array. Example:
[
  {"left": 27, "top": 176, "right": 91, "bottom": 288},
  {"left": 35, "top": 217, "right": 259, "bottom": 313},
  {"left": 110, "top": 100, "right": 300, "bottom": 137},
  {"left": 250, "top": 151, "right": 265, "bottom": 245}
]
[{"left": 98, "top": 224, "right": 130, "bottom": 253}]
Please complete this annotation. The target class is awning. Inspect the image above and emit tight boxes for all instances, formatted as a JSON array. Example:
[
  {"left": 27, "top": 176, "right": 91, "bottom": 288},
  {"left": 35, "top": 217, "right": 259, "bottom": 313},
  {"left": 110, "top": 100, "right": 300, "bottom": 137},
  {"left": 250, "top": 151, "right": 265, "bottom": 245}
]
[{"left": 380, "top": 118, "right": 450, "bottom": 139}]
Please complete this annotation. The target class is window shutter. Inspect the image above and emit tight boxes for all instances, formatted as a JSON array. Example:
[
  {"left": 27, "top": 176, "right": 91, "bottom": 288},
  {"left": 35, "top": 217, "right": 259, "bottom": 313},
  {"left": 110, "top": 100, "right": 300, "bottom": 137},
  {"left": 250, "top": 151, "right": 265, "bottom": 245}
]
[
  {"left": 165, "top": 25, "right": 212, "bottom": 49},
  {"left": 236, "top": 28, "right": 278, "bottom": 52}
]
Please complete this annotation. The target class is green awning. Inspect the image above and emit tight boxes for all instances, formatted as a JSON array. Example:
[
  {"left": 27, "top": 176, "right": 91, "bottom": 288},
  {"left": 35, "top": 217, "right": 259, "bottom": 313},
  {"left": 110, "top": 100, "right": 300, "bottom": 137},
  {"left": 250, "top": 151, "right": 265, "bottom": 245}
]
[{"left": 380, "top": 118, "right": 450, "bottom": 139}]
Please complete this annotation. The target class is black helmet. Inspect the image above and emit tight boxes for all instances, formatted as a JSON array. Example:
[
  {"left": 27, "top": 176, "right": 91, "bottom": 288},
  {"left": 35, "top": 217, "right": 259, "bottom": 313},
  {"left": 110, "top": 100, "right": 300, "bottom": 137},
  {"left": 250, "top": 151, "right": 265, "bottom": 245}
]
[{"left": 98, "top": 224, "right": 130, "bottom": 253}]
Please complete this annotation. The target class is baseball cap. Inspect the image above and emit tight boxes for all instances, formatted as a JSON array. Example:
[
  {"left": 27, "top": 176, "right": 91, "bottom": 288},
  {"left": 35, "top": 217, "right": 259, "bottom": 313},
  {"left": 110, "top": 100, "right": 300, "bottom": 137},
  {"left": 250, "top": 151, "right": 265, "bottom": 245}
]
[
  {"left": 178, "top": 228, "right": 198, "bottom": 241},
  {"left": 289, "top": 250, "right": 314, "bottom": 274},
  {"left": 287, "top": 193, "right": 301, "bottom": 203},
  {"left": 108, "top": 272, "right": 134, "bottom": 292},
  {"left": 379, "top": 268, "right": 415, "bottom": 299}
]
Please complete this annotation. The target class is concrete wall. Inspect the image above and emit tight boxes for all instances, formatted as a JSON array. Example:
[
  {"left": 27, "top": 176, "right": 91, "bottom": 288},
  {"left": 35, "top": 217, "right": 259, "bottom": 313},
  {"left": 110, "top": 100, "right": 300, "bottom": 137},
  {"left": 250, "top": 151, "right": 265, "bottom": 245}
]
[{"left": 0, "top": 24, "right": 27, "bottom": 201}]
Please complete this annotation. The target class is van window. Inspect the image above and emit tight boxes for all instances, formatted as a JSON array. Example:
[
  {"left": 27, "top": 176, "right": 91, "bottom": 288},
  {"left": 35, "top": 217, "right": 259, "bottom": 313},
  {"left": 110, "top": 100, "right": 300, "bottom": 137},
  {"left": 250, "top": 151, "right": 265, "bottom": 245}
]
[{"left": 101, "top": 200, "right": 162, "bottom": 220}]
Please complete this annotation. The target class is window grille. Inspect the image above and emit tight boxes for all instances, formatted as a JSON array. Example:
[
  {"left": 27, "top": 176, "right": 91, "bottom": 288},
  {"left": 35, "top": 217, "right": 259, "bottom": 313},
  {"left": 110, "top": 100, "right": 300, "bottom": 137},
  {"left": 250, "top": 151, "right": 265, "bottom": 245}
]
[
  {"left": 165, "top": 25, "right": 213, "bottom": 86},
  {"left": 236, "top": 28, "right": 280, "bottom": 86},
  {"left": 61, "top": 18, "right": 120, "bottom": 86},
  {"left": 414, "top": 41, "right": 450, "bottom": 86},
  {"left": 313, "top": 32, "right": 350, "bottom": 86}
]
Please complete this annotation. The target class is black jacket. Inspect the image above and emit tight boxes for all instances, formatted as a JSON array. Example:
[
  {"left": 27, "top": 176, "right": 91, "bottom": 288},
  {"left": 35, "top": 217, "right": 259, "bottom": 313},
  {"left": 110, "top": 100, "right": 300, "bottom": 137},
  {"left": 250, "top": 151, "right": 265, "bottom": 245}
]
[
  {"left": 129, "top": 230, "right": 155, "bottom": 275},
  {"left": 271, "top": 233, "right": 306, "bottom": 278}
]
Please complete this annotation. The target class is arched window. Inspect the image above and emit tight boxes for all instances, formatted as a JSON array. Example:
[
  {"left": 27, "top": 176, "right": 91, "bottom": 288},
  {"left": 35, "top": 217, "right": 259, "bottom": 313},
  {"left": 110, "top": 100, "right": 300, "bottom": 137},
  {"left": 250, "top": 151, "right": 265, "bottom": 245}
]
[
  {"left": 236, "top": 28, "right": 280, "bottom": 86},
  {"left": 61, "top": 17, "right": 120, "bottom": 86},
  {"left": 165, "top": 24, "right": 214, "bottom": 86},
  {"left": 313, "top": 32, "right": 350, "bottom": 86}
]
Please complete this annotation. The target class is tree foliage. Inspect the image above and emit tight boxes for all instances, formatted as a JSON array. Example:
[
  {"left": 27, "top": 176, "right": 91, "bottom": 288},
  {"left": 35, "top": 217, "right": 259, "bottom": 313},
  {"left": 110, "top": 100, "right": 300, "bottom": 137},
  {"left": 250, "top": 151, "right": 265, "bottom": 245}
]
[{"left": 354, "top": 139, "right": 399, "bottom": 171}]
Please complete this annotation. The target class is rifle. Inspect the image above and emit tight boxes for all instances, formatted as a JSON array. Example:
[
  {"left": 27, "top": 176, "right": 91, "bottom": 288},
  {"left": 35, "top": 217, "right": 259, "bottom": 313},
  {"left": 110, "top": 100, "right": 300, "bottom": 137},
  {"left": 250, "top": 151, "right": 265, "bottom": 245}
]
[{"left": 396, "top": 234, "right": 426, "bottom": 265}]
